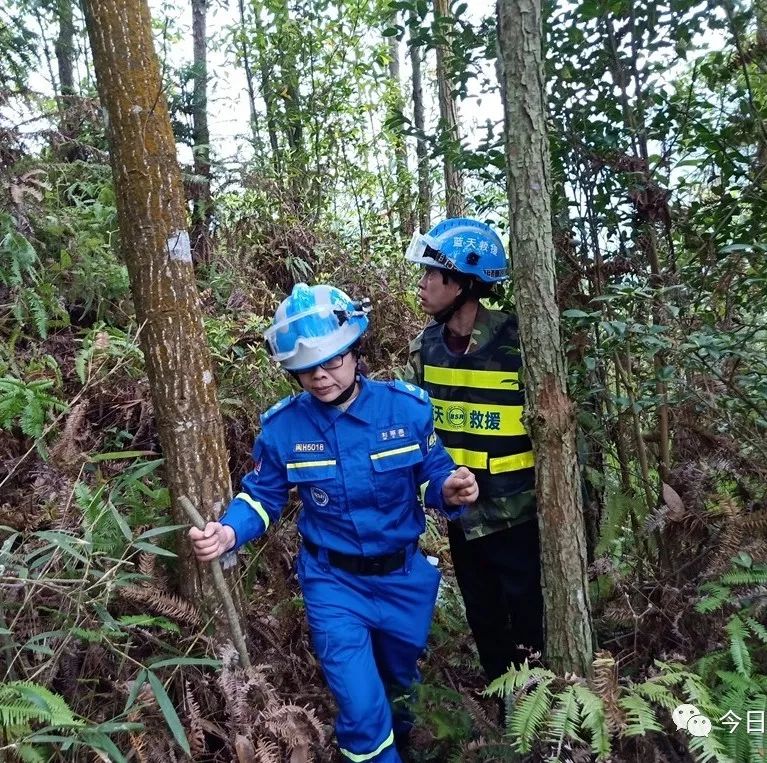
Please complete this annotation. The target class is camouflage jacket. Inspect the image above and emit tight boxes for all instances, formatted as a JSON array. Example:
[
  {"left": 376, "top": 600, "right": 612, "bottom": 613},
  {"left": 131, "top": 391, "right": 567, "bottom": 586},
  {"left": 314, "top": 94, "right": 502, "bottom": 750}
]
[{"left": 402, "top": 305, "right": 536, "bottom": 540}]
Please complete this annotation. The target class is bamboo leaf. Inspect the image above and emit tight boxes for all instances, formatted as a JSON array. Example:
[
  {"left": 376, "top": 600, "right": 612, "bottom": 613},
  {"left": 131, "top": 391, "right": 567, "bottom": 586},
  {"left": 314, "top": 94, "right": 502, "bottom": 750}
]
[
  {"left": 131, "top": 541, "right": 177, "bottom": 558},
  {"left": 146, "top": 670, "right": 190, "bottom": 755},
  {"left": 148, "top": 656, "right": 221, "bottom": 669},
  {"left": 88, "top": 450, "right": 159, "bottom": 462},
  {"left": 134, "top": 524, "right": 187, "bottom": 541}
]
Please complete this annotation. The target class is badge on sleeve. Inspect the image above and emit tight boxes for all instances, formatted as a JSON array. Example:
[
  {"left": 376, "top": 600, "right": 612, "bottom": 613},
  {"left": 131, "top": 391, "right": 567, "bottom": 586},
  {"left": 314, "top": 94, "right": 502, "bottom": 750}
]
[{"left": 427, "top": 430, "right": 437, "bottom": 451}]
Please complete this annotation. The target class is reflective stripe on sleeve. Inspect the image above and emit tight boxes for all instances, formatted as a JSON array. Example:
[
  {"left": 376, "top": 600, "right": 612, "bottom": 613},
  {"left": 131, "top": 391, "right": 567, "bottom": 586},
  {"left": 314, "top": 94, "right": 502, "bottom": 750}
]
[
  {"left": 424, "top": 365, "right": 520, "bottom": 390},
  {"left": 234, "top": 492, "right": 270, "bottom": 530},
  {"left": 489, "top": 451, "right": 535, "bottom": 474},
  {"left": 370, "top": 444, "right": 420, "bottom": 460},
  {"left": 339, "top": 730, "right": 394, "bottom": 761}
]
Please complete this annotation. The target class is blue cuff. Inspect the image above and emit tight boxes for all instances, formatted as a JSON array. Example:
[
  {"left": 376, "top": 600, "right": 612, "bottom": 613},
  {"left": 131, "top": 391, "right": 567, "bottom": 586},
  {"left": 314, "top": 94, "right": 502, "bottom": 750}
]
[
  {"left": 426, "top": 475, "right": 465, "bottom": 521},
  {"left": 219, "top": 495, "right": 268, "bottom": 551}
]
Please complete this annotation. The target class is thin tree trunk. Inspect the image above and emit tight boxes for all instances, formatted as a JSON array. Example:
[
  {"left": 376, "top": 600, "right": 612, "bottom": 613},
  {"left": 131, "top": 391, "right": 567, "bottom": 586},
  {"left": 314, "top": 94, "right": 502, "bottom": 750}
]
[
  {"left": 236, "top": 0, "right": 263, "bottom": 154},
  {"left": 82, "top": 0, "right": 234, "bottom": 610},
  {"left": 253, "top": 7, "right": 282, "bottom": 174},
  {"left": 433, "top": 0, "right": 465, "bottom": 218},
  {"left": 387, "top": 16, "right": 413, "bottom": 239},
  {"left": 54, "top": 0, "right": 79, "bottom": 161},
  {"left": 191, "top": 0, "right": 212, "bottom": 263},
  {"left": 410, "top": 10, "right": 431, "bottom": 231},
  {"left": 55, "top": 0, "right": 75, "bottom": 96},
  {"left": 497, "top": 0, "right": 593, "bottom": 676}
]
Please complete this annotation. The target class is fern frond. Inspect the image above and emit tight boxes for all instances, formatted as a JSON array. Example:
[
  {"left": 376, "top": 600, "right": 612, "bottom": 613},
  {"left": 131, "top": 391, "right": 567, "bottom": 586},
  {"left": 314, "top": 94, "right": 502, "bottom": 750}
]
[
  {"left": 23, "top": 287, "right": 49, "bottom": 339},
  {"left": 545, "top": 685, "right": 583, "bottom": 749},
  {"left": 508, "top": 681, "right": 552, "bottom": 753},
  {"left": 485, "top": 660, "right": 555, "bottom": 698},
  {"left": 591, "top": 652, "right": 624, "bottom": 732},
  {"left": 19, "top": 394, "right": 45, "bottom": 437},
  {"left": 0, "top": 681, "right": 81, "bottom": 729},
  {"left": 572, "top": 684, "right": 611, "bottom": 760},
  {"left": 681, "top": 673, "right": 718, "bottom": 718},
  {"left": 260, "top": 702, "right": 324, "bottom": 748},
  {"left": 120, "top": 585, "right": 202, "bottom": 627},
  {"left": 696, "top": 583, "right": 731, "bottom": 613},
  {"left": 745, "top": 617, "right": 767, "bottom": 645},
  {"left": 632, "top": 679, "right": 678, "bottom": 711},
  {"left": 726, "top": 616, "right": 752, "bottom": 677},
  {"left": 739, "top": 509, "right": 767, "bottom": 534},
  {"left": 618, "top": 694, "right": 663, "bottom": 736},
  {"left": 251, "top": 736, "right": 279, "bottom": 762},
  {"left": 138, "top": 552, "right": 156, "bottom": 581},
  {"left": 721, "top": 568, "right": 767, "bottom": 586},
  {"left": 461, "top": 693, "right": 500, "bottom": 737},
  {"left": 686, "top": 727, "right": 732, "bottom": 763},
  {"left": 15, "top": 744, "right": 46, "bottom": 763},
  {"left": 184, "top": 681, "right": 205, "bottom": 759}
]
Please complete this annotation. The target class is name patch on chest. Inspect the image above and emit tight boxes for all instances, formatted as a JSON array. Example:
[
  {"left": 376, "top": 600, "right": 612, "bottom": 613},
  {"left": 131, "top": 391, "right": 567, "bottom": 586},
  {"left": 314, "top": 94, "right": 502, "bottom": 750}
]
[
  {"left": 294, "top": 442, "right": 326, "bottom": 453},
  {"left": 378, "top": 426, "right": 409, "bottom": 442}
]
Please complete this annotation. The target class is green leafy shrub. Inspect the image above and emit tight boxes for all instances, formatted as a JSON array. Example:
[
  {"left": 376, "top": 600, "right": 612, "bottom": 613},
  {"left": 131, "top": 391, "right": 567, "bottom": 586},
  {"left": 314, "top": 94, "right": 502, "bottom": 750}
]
[{"left": 0, "top": 376, "right": 68, "bottom": 438}]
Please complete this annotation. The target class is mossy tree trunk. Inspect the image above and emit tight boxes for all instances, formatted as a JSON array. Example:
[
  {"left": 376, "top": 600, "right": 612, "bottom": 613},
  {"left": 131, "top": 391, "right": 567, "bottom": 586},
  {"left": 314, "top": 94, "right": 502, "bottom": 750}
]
[
  {"left": 433, "top": 0, "right": 465, "bottom": 218},
  {"left": 82, "top": 0, "right": 233, "bottom": 608},
  {"left": 409, "top": 8, "right": 431, "bottom": 232},
  {"left": 497, "top": 0, "right": 594, "bottom": 675},
  {"left": 190, "top": 0, "right": 213, "bottom": 263}
]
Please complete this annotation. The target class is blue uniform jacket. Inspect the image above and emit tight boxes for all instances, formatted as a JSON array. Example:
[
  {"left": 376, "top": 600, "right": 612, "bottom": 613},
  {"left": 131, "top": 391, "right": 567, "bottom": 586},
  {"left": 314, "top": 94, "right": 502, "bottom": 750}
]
[{"left": 219, "top": 377, "right": 464, "bottom": 556}]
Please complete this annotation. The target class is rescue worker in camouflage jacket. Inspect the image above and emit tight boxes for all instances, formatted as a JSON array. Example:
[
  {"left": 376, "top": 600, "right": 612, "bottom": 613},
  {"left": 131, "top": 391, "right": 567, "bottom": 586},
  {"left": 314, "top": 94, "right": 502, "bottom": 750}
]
[
  {"left": 403, "top": 218, "right": 544, "bottom": 683},
  {"left": 189, "top": 283, "right": 478, "bottom": 762}
]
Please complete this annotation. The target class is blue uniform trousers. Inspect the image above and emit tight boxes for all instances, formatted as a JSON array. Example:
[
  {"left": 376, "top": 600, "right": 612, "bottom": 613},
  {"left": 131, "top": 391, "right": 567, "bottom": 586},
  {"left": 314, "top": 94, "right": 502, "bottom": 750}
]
[{"left": 297, "top": 545, "right": 441, "bottom": 762}]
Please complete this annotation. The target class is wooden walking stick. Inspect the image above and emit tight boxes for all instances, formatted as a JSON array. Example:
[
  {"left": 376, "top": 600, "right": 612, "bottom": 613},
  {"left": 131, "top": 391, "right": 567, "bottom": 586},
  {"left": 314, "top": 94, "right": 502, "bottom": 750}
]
[{"left": 179, "top": 495, "right": 252, "bottom": 669}]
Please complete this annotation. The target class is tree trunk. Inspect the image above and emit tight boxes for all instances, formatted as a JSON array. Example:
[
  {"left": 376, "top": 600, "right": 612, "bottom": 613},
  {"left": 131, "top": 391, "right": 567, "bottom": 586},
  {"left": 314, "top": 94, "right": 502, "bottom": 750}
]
[
  {"left": 433, "top": 0, "right": 465, "bottom": 218},
  {"left": 82, "top": 0, "right": 233, "bottom": 609},
  {"left": 387, "top": 16, "right": 413, "bottom": 239},
  {"left": 54, "top": 0, "right": 79, "bottom": 161},
  {"left": 497, "top": 0, "right": 593, "bottom": 676},
  {"left": 190, "top": 0, "right": 212, "bottom": 263},
  {"left": 252, "top": 6, "right": 282, "bottom": 175},
  {"left": 409, "top": 12, "right": 431, "bottom": 232},
  {"left": 236, "top": 0, "right": 263, "bottom": 155}
]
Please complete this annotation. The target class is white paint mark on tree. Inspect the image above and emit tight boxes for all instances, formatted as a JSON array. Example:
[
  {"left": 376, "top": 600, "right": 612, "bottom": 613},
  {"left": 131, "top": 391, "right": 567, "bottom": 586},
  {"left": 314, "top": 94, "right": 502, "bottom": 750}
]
[{"left": 166, "top": 230, "right": 192, "bottom": 262}]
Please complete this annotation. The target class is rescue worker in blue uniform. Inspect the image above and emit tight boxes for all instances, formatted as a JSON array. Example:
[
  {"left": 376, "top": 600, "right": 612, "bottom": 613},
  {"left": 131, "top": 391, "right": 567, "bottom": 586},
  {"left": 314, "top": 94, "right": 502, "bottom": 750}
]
[{"left": 190, "top": 283, "right": 479, "bottom": 763}]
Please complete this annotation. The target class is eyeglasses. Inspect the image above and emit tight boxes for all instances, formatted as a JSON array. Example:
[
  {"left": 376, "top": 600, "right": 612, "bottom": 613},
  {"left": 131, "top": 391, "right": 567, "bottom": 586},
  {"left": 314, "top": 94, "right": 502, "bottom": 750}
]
[{"left": 317, "top": 350, "right": 351, "bottom": 371}]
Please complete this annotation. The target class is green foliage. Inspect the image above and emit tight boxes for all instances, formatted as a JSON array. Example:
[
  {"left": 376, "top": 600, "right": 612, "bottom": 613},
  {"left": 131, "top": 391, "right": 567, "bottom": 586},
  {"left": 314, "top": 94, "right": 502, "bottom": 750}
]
[
  {"left": 0, "top": 680, "right": 80, "bottom": 729},
  {"left": 0, "top": 211, "right": 69, "bottom": 339},
  {"left": 74, "top": 323, "right": 145, "bottom": 384},
  {"left": 0, "top": 375, "right": 68, "bottom": 438},
  {"left": 412, "top": 682, "right": 473, "bottom": 746},
  {"left": 0, "top": 213, "right": 37, "bottom": 287}
]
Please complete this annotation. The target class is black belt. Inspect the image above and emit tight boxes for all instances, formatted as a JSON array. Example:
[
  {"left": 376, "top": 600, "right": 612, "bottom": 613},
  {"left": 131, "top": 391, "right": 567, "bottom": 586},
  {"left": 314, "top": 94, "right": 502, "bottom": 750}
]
[{"left": 303, "top": 539, "right": 407, "bottom": 576}]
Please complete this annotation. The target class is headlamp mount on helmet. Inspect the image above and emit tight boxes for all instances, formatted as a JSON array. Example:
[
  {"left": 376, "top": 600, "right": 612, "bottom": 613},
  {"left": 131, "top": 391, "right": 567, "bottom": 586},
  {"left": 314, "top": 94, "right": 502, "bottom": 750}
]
[{"left": 333, "top": 297, "right": 372, "bottom": 326}]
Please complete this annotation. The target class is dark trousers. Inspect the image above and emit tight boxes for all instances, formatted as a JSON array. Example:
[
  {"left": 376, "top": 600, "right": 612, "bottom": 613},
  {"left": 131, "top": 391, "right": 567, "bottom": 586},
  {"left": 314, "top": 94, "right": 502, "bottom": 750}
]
[{"left": 448, "top": 518, "right": 544, "bottom": 683}]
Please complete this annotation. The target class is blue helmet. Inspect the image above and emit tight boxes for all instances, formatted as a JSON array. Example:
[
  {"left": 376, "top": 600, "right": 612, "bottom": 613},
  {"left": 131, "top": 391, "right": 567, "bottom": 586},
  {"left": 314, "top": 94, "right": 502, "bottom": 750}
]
[
  {"left": 264, "top": 283, "right": 371, "bottom": 372},
  {"left": 405, "top": 218, "right": 508, "bottom": 283}
]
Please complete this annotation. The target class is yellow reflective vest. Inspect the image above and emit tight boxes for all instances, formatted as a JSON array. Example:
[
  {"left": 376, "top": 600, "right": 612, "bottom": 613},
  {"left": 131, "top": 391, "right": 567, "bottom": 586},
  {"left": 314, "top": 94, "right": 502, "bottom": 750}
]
[{"left": 419, "top": 316, "right": 535, "bottom": 505}]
